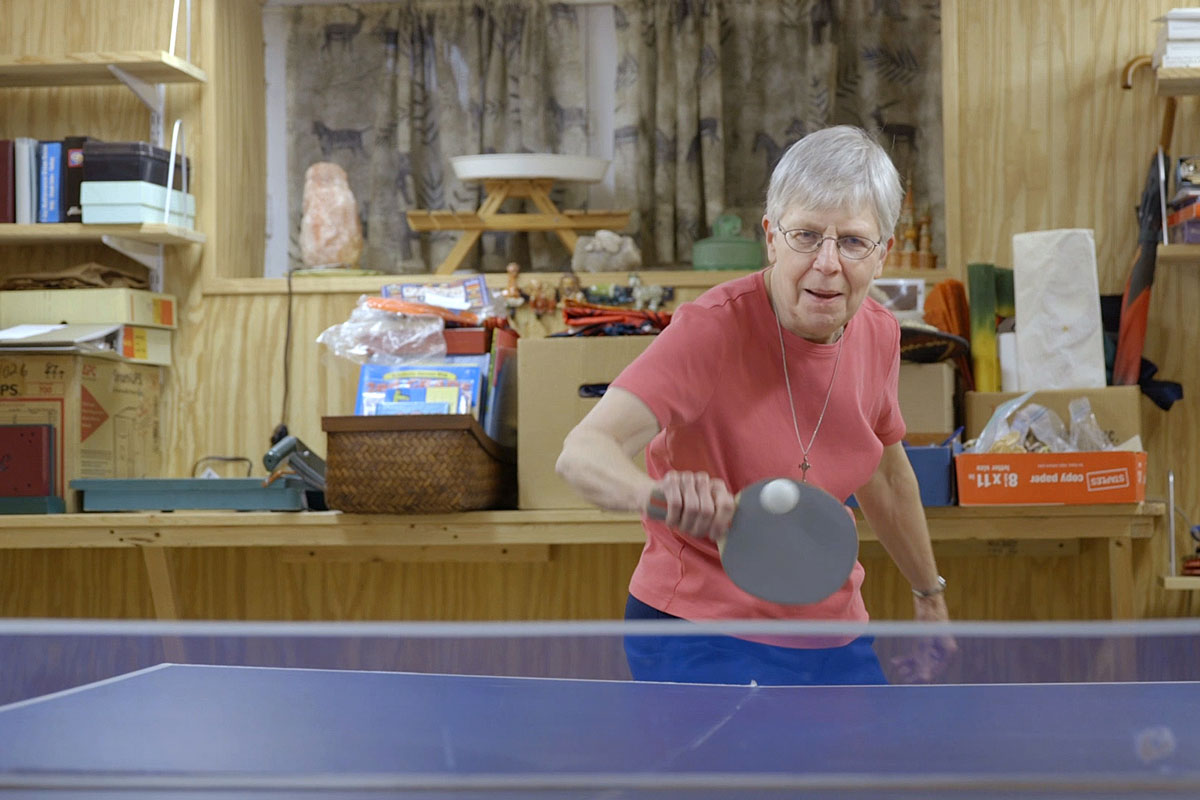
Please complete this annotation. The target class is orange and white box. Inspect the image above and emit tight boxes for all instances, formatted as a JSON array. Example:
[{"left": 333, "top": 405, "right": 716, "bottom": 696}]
[{"left": 955, "top": 451, "right": 1146, "bottom": 505}]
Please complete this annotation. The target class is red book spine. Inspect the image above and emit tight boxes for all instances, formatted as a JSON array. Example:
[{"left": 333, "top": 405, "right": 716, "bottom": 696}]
[{"left": 0, "top": 140, "right": 14, "bottom": 224}]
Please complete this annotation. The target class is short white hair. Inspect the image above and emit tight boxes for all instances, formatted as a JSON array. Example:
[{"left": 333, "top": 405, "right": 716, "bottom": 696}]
[{"left": 765, "top": 125, "right": 903, "bottom": 241}]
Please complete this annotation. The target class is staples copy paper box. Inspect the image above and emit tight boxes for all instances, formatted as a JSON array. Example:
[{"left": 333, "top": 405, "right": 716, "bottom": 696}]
[
  {"left": 955, "top": 450, "right": 1146, "bottom": 505},
  {"left": 956, "top": 387, "right": 1146, "bottom": 505},
  {"left": 0, "top": 354, "right": 162, "bottom": 511}
]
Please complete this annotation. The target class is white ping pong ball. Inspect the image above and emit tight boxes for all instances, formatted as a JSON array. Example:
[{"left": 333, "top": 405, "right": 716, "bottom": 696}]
[{"left": 759, "top": 479, "right": 801, "bottom": 515}]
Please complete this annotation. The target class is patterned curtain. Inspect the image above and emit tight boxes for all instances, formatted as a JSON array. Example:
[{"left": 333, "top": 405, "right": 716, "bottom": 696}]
[
  {"left": 614, "top": 0, "right": 943, "bottom": 267},
  {"left": 285, "top": 1, "right": 588, "bottom": 274}
]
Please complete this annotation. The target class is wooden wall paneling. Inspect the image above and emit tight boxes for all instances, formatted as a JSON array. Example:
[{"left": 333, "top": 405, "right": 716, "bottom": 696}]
[
  {"left": 0, "top": 549, "right": 154, "bottom": 618},
  {"left": 1145, "top": 263, "right": 1200, "bottom": 614},
  {"left": 939, "top": 0, "right": 962, "bottom": 279},
  {"left": 158, "top": 543, "right": 643, "bottom": 621},
  {"left": 198, "top": 0, "right": 265, "bottom": 282},
  {"left": 950, "top": 0, "right": 1200, "bottom": 291}
]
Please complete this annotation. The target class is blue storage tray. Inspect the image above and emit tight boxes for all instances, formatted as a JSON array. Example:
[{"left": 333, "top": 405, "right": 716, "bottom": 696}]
[{"left": 70, "top": 478, "right": 307, "bottom": 512}]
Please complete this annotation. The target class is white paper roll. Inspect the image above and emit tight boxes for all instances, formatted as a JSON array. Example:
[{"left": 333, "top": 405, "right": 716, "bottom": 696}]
[
  {"left": 1011, "top": 229, "right": 1107, "bottom": 390},
  {"left": 998, "top": 331, "right": 1020, "bottom": 392}
]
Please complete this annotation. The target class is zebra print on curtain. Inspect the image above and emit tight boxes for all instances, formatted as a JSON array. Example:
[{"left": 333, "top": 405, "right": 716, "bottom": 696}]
[
  {"left": 613, "top": 0, "right": 943, "bottom": 267},
  {"left": 285, "top": 1, "right": 588, "bottom": 274}
]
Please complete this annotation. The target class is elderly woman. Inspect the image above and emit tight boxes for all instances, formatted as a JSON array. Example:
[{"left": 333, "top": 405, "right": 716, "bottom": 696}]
[{"left": 555, "top": 125, "right": 951, "bottom": 686}]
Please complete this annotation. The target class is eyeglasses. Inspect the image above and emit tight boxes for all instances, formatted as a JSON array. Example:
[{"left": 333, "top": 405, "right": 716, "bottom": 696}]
[{"left": 775, "top": 227, "right": 882, "bottom": 260}]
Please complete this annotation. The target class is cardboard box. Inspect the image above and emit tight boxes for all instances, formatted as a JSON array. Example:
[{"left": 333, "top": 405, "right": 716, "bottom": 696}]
[
  {"left": 518, "top": 335, "right": 655, "bottom": 509},
  {"left": 957, "top": 386, "right": 1145, "bottom": 505},
  {"left": 0, "top": 288, "right": 176, "bottom": 329},
  {"left": 898, "top": 361, "right": 958, "bottom": 435},
  {"left": 0, "top": 354, "right": 162, "bottom": 511},
  {"left": 956, "top": 450, "right": 1146, "bottom": 505},
  {"left": 964, "top": 386, "right": 1141, "bottom": 444}
]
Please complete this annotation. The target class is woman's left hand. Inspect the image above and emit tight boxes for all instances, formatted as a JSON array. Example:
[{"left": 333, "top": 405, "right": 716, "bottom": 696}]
[{"left": 890, "top": 594, "right": 957, "bottom": 683}]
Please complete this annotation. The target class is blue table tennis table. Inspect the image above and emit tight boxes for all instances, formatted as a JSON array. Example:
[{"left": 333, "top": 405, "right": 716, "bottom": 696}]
[{"left": 1, "top": 659, "right": 1197, "bottom": 798}]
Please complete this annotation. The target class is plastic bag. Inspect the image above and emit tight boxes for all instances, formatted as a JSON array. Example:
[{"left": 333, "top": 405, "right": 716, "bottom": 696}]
[
  {"left": 1068, "top": 396, "right": 1113, "bottom": 452},
  {"left": 970, "top": 390, "right": 1035, "bottom": 454},
  {"left": 316, "top": 295, "right": 447, "bottom": 365},
  {"left": 1014, "top": 403, "right": 1072, "bottom": 453}
]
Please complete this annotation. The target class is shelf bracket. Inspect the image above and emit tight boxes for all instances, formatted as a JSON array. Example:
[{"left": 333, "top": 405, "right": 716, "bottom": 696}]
[
  {"left": 169, "top": 0, "right": 193, "bottom": 65},
  {"left": 102, "top": 235, "right": 165, "bottom": 293},
  {"left": 107, "top": 65, "right": 166, "bottom": 147}
]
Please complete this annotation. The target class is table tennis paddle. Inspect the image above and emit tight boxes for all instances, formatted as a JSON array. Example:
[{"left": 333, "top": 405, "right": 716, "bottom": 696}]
[{"left": 646, "top": 477, "right": 858, "bottom": 605}]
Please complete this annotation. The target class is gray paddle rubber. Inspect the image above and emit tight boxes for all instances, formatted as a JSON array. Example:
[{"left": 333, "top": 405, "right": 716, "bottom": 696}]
[{"left": 720, "top": 478, "right": 859, "bottom": 605}]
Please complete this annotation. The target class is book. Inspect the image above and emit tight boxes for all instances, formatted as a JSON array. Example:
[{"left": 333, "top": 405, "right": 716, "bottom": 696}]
[
  {"left": 483, "top": 327, "right": 518, "bottom": 448},
  {"left": 36, "top": 141, "right": 62, "bottom": 223},
  {"left": 1152, "top": 33, "right": 1200, "bottom": 67},
  {"left": 13, "top": 138, "right": 36, "bottom": 224},
  {"left": 0, "top": 424, "right": 54, "bottom": 496},
  {"left": 0, "top": 140, "right": 13, "bottom": 224},
  {"left": 355, "top": 356, "right": 488, "bottom": 417},
  {"left": 62, "top": 135, "right": 94, "bottom": 223},
  {"left": 381, "top": 275, "right": 492, "bottom": 311},
  {"left": 0, "top": 322, "right": 172, "bottom": 366},
  {"left": 1157, "top": 8, "right": 1200, "bottom": 40}
]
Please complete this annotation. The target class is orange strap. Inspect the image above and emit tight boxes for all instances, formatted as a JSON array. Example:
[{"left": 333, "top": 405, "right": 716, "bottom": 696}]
[{"left": 364, "top": 296, "right": 480, "bottom": 326}]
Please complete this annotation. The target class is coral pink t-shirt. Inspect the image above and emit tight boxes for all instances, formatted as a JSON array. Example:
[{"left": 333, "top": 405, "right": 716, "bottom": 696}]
[{"left": 610, "top": 270, "right": 905, "bottom": 631}]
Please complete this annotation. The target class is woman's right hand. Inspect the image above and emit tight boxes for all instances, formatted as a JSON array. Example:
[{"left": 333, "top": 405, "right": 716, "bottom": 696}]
[{"left": 646, "top": 471, "right": 737, "bottom": 542}]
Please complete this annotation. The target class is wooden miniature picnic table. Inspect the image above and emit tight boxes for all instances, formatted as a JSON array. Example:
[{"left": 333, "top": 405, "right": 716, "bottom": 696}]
[{"left": 406, "top": 154, "right": 631, "bottom": 275}]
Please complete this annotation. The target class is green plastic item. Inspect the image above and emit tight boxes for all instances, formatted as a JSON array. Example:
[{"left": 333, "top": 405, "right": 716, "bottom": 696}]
[{"left": 692, "top": 214, "right": 765, "bottom": 270}]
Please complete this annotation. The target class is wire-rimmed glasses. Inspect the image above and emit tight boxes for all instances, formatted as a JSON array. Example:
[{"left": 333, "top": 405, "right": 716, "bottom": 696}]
[{"left": 775, "top": 227, "right": 882, "bottom": 260}]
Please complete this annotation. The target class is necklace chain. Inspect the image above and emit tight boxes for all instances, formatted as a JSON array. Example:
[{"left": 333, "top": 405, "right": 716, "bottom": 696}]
[{"left": 774, "top": 311, "right": 843, "bottom": 482}]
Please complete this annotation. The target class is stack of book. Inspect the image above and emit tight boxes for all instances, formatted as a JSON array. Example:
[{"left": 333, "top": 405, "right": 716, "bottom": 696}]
[
  {"left": 0, "top": 137, "right": 90, "bottom": 224},
  {"left": 1154, "top": 8, "right": 1200, "bottom": 68}
]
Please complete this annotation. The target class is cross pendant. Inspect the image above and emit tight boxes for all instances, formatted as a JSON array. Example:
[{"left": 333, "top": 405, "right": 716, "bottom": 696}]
[{"left": 800, "top": 457, "right": 811, "bottom": 482}]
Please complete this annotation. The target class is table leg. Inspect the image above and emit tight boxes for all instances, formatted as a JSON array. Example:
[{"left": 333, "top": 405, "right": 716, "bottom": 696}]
[
  {"left": 141, "top": 547, "right": 187, "bottom": 661},
  {"left": 528, "top": 186, "right": 580, "bottom": 252},
  {"left": 1107, "top": 535, "right": 1135, "bottom": 620},
  {"left": 434, "top": 229, "right": 484, "bottom": 275},
  {"left": 141, "top": 547, "right": 180, "bottom": 620}
]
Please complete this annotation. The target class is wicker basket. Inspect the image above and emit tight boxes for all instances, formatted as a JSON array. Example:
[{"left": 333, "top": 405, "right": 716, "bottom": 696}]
[{"left": 322, "top": 415, "right": 516, "bottom": 513}]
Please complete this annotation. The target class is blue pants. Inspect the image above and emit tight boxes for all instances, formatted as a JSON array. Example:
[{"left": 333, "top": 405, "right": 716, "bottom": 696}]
[{"left": 623, "top": 595, "right": 887, "bottom": 686}]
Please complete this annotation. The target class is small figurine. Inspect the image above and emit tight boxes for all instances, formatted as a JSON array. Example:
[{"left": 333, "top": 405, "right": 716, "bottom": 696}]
[
  {"left": 897, "top": 188, "right": 915, "bottom": 240},
  {"left": 501, "top": 262, "right": 526, "bottom": 310},
  {"left": 558, "top": 272, "right": 585, "bottom": 304},
  {"left": 529, "top": 279, "right": 557, "bottom": 317},
  {"left": 629, "top": 273, "right": 667, "bottom": 312}
]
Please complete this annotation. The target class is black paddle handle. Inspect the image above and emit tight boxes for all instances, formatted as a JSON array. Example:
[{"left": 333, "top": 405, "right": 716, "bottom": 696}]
[{"left": 645, "top": 489, "right": 669, "bottom": 521}]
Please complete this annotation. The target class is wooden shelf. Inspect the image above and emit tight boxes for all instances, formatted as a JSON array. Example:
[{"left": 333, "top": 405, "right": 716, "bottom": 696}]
[
  {"left": 1156, "top": 66, "right": 1200, "bottom": 96},
  {"left": 0, "top": 502, "right": 1165, "bottom": 550},
  {"left": 0, "top": 51, "right": 206, "bottom": 88},
  {"left": 0, "top": 223, "right": 204, "bottom": 246},
  {"left": 1159, "top": 575, "right": 1200, "bottom": 591},
  {"left": 1157, "top": 243, "right": 1200, "bottom": 264},
  {"left": 0, "top": 503, "right": 1161, "bottom": 621}
]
